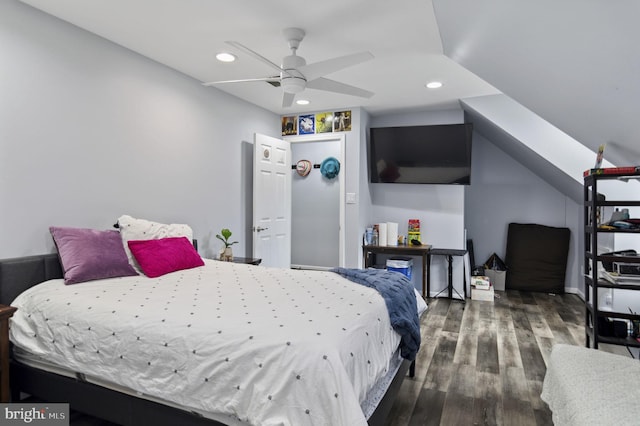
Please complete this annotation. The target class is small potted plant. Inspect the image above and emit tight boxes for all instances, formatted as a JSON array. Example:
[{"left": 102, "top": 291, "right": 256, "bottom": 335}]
[{"left": 216, "top": 228, "right": 238, "bottom": 261}]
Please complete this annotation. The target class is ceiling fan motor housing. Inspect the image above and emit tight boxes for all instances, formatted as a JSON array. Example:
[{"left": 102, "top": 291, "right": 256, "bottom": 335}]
[{"left": 281, "top": 54, "right": 306, "bottom": 94}]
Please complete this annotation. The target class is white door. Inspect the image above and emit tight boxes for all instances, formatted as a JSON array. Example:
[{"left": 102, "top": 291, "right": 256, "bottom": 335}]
[{"left": 253, "top": 133, "right": 291, "bottom": 268}]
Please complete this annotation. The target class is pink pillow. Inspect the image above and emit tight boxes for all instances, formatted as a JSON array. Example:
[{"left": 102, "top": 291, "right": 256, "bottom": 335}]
[
  {"left": 127, "top": 237, "right": 204, "bottom": 278},
  {"left": 50, "top": 227, "right": 138, "bottom": 284}
]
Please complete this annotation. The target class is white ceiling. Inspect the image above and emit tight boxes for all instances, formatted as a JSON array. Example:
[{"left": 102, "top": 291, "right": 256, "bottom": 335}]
[
  {"left": 17, "top": 0, "right": 640, "bottom": 167},
  {"left": 18, "top": 0, "right": 499, "bottom": 116}
]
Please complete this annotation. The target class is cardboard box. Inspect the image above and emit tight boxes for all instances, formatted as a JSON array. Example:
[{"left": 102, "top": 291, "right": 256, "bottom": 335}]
[
  {"left": 485, "top": 269, "right": 506, "bottom": 291},
  {"left": 471, "top": 286, "right": 494, "bottom": 302},
  {"left": 471, "top": 276, "right": 491, "bottom": 290}
]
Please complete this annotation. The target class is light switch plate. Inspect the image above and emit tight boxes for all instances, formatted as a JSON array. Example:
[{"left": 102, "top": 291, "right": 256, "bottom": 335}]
[{"left": 346, "top": 192, "right": 357, "bottom": 204}]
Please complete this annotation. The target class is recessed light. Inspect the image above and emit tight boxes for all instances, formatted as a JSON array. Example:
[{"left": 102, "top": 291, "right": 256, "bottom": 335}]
[
  {"left": 216, "top": 52, "right": 236, "bottom": 63},
  {"left": 426, "top": 81, "right": 443, "bottom": 89},
  {"left": 296, "top": 99, "right": 310, "bottom": 105}
]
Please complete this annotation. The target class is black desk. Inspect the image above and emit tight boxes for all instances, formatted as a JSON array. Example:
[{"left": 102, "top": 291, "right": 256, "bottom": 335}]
[
  {"left": 428, "top": 248, "right": 467, "bottom": 301},
  {"left": 362, "top": 244, "right": 432, "bottom": 298}
]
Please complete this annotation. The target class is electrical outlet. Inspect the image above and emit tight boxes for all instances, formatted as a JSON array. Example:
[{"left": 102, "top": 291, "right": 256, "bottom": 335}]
[{"left": 605, "top": 292, "right": 613, "bottom": 306}]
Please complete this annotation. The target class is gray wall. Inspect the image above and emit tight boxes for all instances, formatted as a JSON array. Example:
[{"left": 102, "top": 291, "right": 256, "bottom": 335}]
[
  {"left": 367, "top": 109, "right": 582, "bottom": 295},
  {"left": 0, "top": 0, "right": 279, "bottom": 259},
  {"left": 368, "top": 109, "right": 467, "bottom": 296},
  {"left": 465, "top": 132, "right": 581, "bottom": 293},
  {"left": 290, "top": 139, "right": 341, "bottom": 268},
  {"left": 285, "top": 108, "right": 366, "bottom": 269},
  {"left": 344, "top": 108, "right": 366, "bottom": 268},
  {"left": 369, "top": 109, "right": 467, "bottom": 250}
]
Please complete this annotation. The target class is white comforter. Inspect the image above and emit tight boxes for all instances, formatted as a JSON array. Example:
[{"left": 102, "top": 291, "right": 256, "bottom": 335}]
[{"left": 10, "top": 260, "right": 402, "bottom": 426}]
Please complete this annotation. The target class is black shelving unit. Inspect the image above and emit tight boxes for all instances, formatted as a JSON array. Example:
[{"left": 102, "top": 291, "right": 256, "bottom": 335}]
[{"left": 584, "top": 169, "right": 640, "bottom": 349}]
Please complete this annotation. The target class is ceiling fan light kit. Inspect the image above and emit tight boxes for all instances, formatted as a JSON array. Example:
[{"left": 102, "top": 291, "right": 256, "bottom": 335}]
[{"left": 203, "top": 27, "right": 374, "bottom": 108}]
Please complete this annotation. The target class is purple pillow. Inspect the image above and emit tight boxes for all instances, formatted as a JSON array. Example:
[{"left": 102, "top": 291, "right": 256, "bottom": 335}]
[
  {"left": 50, "top": 227, "right": 138, "bottom": 284},
  {"left": 128, "top": 236, "right": 204, "bottom": 278}
]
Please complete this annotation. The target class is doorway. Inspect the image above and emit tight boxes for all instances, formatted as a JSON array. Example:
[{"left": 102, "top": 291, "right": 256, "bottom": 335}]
[{"left": 288, "top": 133, "right": 345, "bottom": 269}]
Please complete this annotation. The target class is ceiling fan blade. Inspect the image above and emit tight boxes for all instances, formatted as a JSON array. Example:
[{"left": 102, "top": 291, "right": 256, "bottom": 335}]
[
  {"left": 282, "top": 92, "right": 295, "bottom": 108},
  {"left": 202, "top": 76, "right": 280, "bottom": 87},
  {"left": 306, "top": 77, "right": 374, "bottom": 99},
  {"left": 226, "top": 41, "right": 294, "bottom": 78},
  {"left": 298, "top": 51, "right": 373, "bottom": 82}
]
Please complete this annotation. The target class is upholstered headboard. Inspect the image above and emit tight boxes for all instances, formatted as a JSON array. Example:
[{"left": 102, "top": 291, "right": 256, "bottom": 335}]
[{"left": 0, "top": 254, "right": 63, "bottom": 306}]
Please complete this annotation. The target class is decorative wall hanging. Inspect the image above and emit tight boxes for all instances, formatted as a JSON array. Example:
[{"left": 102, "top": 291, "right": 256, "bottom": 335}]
[
  {"left": 295, "top": 159, "right": 312, "bottom": 177},
  {"left": 281, "top": 116, "right": 298, "bottom": 136},
  {"left": 281, "top": 110, "right": 351, "bottom": 135},
  {"left": 333, "top": 111, "right": 351, "bottom": 132},
  {"left": 298, "top": 114, "right": 315, "bottom": 135},
  {"left": 320, "top": 157, "right": 340, "bottom": 179},
  {"left": 315, "top": 112, "right": 334, "bottom": 133}
]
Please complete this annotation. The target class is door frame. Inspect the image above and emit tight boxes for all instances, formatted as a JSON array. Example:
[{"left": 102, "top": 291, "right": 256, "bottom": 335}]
[{"left": 285, "top": 133, "right": 346, "bottom": 268}]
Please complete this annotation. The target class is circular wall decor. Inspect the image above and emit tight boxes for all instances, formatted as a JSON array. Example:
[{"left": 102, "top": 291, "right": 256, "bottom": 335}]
[
  {"left": 296, "top": 159, "right": 312, "bottom": 177},
  {"left": 320, "top": 157, "right": 340, "bottom": 179}
]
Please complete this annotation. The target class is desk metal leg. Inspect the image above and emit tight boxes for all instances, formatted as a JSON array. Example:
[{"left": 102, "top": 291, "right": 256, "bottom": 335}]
[
  {"left": 425, "top": 254, "right": 431, "bottom": 299},
  {"left": 447, "top": 255, "right": 453, "bottom": 299},
  {"left": 432, "top": 254, "right": 466, "bottom": 303},
  {"left": 463, "top": 262, "right": 467, "bottom": 300}
]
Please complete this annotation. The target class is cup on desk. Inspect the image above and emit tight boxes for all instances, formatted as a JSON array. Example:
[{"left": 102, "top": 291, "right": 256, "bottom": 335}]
[{"left": 365, "top": 228, "right": 373, "bottom": 245}]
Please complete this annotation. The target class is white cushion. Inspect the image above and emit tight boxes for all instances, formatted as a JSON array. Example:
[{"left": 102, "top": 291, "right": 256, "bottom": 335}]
[{"left": 117, "top": 214, "right": 193, "bottom": 272}]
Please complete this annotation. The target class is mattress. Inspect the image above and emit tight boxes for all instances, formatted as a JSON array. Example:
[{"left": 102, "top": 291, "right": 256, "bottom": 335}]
[
  {"left": 12, "top": 346, "right": 404, "bottom": 425},
  {"left": 10, "top": 260, "right": 420, "bottom": 426}
]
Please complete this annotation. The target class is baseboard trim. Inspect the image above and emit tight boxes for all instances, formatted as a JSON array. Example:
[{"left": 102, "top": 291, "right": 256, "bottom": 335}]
[{"left": 565, "top": 286, "right": 584, "bottom": 301}]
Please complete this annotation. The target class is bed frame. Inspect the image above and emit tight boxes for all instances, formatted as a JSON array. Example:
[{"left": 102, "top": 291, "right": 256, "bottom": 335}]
[{"left": 0, "top": 253, "right": 412, "bottom": 426}]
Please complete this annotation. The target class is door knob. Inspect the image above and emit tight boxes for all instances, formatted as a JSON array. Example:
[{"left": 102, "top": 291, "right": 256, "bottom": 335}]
[{"left": 254, "top": 226, "right": 269, "bottom": 232}]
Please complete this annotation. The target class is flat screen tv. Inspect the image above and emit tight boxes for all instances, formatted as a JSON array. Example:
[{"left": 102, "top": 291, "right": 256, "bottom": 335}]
[{"left": 368, "top": 123, "right": 473, "bottom": 184}]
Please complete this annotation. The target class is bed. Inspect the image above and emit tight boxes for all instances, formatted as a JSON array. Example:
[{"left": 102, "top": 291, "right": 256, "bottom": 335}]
[{"left": 1, "top": 219, "right": 425, "bottom": 426}]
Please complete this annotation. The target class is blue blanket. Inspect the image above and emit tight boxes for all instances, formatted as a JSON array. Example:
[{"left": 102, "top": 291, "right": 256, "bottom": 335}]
[{"left": 331, "top": 267, "right": 421, "bottom": 361}]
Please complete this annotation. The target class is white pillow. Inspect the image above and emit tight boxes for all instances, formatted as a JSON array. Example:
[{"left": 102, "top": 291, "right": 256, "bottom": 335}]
[{"left": 117, "top": 214, "right": 194, "bottom": 272}]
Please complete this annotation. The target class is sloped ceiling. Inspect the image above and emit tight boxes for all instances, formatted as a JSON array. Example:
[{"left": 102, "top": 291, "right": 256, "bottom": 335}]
[{"left": 433, "top": 0, "right": 640, "bottom": 168}]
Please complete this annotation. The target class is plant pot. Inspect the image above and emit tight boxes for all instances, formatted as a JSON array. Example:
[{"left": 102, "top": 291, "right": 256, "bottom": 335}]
[{"left": 220, "top": 247, "right": 234, "bottom": 262}]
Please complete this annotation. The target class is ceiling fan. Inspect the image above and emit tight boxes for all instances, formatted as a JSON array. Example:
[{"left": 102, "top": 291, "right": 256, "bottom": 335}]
[{"left": 203, "top": 27, "right": 375, "bottom": 107}]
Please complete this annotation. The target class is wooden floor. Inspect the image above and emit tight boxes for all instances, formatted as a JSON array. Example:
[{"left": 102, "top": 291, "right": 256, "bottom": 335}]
[
  {"left": 67, "top": 290, "right": 628, "bottom": 426},
  {"left": 387, "top": 290, "right": 629, "bottom": 426}
]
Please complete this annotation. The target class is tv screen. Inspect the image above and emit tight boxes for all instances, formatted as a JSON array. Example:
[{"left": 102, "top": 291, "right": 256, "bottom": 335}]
[{"left": 368, "top": 123, "right": 473, "bottom": 184}]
